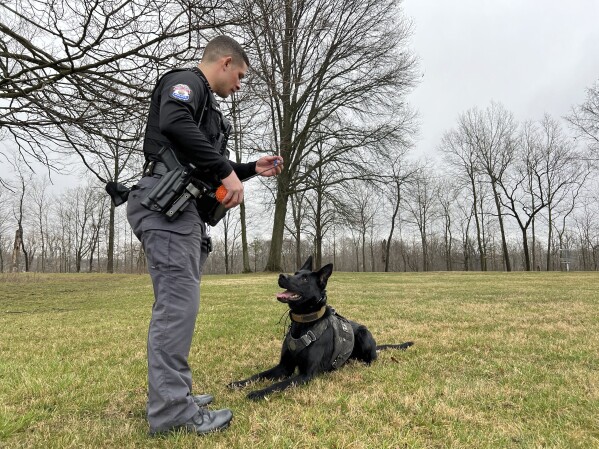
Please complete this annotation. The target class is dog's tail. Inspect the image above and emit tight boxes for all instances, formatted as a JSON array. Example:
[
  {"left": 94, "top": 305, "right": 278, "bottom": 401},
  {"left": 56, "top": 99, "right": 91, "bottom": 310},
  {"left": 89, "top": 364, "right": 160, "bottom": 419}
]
[{"left": 376, "top": 341, "right": 414, "bottom": 352}]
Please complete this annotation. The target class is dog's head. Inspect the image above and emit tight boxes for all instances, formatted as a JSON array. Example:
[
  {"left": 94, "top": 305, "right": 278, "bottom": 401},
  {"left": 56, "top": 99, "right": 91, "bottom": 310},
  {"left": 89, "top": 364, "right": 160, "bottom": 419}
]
[{"left": 277, "top": 256, "right": 333, "bottom": 312}]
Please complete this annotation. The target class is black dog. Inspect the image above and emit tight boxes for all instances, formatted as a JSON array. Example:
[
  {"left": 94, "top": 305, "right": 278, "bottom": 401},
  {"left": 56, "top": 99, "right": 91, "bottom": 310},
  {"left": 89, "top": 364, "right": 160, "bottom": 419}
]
[{"left": 228, "top": 256, "right": 413, "bottom": 400}]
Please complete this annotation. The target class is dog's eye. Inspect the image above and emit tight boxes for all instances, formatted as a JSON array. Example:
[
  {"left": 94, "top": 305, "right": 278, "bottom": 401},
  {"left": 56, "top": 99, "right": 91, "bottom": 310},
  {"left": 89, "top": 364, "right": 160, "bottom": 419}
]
[{"left": 302, "top": 275, "right": 308, "bottom": 282}]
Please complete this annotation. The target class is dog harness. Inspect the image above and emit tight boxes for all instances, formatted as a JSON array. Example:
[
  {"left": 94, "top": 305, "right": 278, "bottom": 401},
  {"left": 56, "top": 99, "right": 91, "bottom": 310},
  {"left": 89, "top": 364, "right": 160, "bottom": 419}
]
[{"left": 285, "top": 306, "right": 355, "bottom": 370}]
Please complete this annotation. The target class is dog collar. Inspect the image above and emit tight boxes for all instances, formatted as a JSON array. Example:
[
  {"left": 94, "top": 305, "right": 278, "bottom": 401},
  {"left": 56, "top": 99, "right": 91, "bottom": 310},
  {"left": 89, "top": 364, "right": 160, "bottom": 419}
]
[{"left": 290, "top": 305, "right": 327, "bottom": 323}]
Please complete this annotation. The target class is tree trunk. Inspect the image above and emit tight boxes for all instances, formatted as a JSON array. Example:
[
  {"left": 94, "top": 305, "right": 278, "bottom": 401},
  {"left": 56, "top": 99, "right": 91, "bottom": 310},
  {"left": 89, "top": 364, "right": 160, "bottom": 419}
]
[
  {"left": 470, "top": 177, "right": 487, "bottom": 271},
  {"left": 314, "top": 189, "right": 323, "bottom": 269},
  {"left": 361, "top": 231, "right": 367, "bottom": 272},
  {"left": 107, "top": 202, "right": 115, "bottom": 273},
  {"left": 0, "top": 238, "right": 4, "bottom": 272},
  {"left": 39, "top": 218, "right": 46, "bottom": 273},
  {"left": 546, "top": 205, "right": 553, "bottom": 271},
  {"left": 264, "top": 175, "right": 290, "bottom": 272},
  {"left": 444, "top": 216, "right": 452, "bottom": 271},
  {"left": 240, "top": 203, "right": 251, "bottom": 273},
  {"left": 491, "top": 181, "right": 511, "bottom": 271},
  {"left": 295, "top": 219, "right": 302, "bottom": 270},
  {"left": 420, "top": 230, "right": 428, "bottom": 272},
  {"left": 264, "top": 0, "right": 293, "bottom": 272},
  {"left": 11, "top": 229, "right": 22, "bottom": 272},
  {"left": 370, "top": 237, "right": 375, "bottom": 272},
  {"left": 522, "top": 228, "right": 531, "bottom": 271},
  {"left": 385, "top": 194, "right": 401, "bottom": 272},
  {"left": 224, "top": 220, "right": 230, "bottom": 275}
]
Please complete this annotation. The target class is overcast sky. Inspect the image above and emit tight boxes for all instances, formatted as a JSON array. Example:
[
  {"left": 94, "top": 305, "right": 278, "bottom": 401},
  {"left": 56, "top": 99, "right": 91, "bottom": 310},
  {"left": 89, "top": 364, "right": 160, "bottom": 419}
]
[
  {"left": 402, "top": 0, "right": 599, "bottom": 159},
  {"left": 3, "top": 1, "right": 598, "bottom": 188}
]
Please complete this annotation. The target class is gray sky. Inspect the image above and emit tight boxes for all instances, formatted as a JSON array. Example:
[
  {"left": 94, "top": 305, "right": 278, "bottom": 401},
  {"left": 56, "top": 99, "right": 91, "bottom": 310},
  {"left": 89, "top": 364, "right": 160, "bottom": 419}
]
[
  {"left": 3, "top": 1, "right": 598, "bottom": 188},
  {"left": 402, "top": 0, "right": 599, "bottom": 158}
]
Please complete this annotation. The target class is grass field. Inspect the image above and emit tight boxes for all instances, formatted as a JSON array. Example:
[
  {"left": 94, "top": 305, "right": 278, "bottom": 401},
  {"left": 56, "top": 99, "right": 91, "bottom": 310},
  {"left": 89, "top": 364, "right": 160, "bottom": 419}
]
[{"left": 0, "top": 271, "right": 597, "bottom": 449}]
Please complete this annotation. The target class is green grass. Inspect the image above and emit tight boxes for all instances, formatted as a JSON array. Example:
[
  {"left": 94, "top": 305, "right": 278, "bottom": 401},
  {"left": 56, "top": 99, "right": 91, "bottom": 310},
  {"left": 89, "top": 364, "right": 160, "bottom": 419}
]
[{"left": 0, "top": 271, "right": 598, "bottom": 448}]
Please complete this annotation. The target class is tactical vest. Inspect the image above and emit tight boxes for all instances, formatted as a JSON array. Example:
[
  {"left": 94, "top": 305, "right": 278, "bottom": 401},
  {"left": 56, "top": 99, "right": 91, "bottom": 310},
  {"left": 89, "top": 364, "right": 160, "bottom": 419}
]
[
  {"left": 285, "top": 309, "right": 355, "bottom": 370},
  {"left": 143, "top": 67, "right": 230, "bottom": 185}
]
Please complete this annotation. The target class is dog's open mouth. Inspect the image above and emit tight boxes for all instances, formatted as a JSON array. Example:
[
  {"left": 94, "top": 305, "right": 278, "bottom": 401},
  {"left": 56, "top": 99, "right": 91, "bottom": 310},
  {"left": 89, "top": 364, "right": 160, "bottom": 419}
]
[{"left": 276, "top": 290, "right": 302, "bottom": 303}]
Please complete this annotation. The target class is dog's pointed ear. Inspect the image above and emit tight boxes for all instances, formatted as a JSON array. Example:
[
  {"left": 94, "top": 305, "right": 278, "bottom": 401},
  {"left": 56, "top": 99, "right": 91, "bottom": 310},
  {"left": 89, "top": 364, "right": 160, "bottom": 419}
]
[
  {"left": 317, "top": 263, "right": 333, "bottom": 287},
  {"left": 300, "top": 256, "right": 313, "bottom": 271}
]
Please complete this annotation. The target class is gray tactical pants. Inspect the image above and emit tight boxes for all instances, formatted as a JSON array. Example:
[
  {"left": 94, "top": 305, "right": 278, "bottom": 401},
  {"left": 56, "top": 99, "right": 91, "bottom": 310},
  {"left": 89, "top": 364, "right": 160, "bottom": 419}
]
[{"left": 127, "top": 175, "right": 210, "bottom": 432}]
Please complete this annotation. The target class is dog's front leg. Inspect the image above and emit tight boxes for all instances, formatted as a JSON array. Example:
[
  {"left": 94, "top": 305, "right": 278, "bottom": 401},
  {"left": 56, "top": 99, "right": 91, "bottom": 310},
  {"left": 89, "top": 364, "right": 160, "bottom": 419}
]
[
  {"left": 246, "top": 372, "right": 315, "bottom": 401},
  {"left": 229, "top": 347, "right": 296, "bottom": 389},
  {"left": 228, "top": 363, "right": 294, "bottom": 389}
]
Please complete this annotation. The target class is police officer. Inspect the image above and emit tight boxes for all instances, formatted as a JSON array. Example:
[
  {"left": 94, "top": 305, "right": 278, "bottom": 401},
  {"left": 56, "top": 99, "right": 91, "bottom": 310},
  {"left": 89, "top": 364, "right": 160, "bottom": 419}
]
[{"left": 127, "top": 36, "right": 283, "bottom": 436}]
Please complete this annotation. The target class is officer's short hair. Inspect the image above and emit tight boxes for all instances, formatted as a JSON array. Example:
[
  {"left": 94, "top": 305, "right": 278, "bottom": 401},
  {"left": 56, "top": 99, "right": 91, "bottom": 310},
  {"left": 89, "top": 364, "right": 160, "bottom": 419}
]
[{"left": 203, "top": 36, "right": 250, "bottom": 67}]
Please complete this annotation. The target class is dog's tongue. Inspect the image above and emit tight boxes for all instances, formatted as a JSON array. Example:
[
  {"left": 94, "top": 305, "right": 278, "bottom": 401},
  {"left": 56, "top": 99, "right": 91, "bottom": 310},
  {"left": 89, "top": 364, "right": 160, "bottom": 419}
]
[{"left": 276, "top": 290, "right": 295, "bottom": 302}]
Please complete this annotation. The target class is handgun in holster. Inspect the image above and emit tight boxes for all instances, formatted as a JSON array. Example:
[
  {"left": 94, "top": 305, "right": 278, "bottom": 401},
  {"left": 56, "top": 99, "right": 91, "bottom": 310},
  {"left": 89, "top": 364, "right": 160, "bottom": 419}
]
[
  {"left": 141, "top": 146, "right": 207, "bottom": 221},
  {"left": 140, "top": 146, "right": 228, "bottom": 225}
]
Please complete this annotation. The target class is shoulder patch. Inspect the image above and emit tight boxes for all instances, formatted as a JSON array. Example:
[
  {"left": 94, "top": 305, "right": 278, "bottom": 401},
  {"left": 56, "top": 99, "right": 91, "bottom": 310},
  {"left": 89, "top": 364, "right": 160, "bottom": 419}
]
[{"left": 169, "top": 84, "right": 193, "bottom": 102}]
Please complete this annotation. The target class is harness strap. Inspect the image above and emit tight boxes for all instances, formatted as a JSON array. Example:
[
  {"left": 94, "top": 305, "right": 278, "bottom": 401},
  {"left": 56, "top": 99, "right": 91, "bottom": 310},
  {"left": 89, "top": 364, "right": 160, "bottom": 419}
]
[{"left": 286, "top": 318, "right": 329, "bottom": 352}]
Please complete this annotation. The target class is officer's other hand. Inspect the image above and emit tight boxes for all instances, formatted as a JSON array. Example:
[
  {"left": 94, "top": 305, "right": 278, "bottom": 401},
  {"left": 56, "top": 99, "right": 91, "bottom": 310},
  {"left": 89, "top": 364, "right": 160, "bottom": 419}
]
[
  {"left": 256, "top": 155, "right": 284, "bottom": 177},
  {"left": 221, "top": 172, "right": 244, "bottom": 208}
]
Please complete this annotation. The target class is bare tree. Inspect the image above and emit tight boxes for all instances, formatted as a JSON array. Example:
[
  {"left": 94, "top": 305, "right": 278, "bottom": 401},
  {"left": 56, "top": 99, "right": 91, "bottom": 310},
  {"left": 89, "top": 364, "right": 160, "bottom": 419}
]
[
  {"left": 567, "top": 80, "right": 599, "bottom": 160},
  {"left": 381, "top": 147, "right": 417, "bottom": 272},
  {"left": 456, "top": 199, "right": 475, "bottom": 271},
  {"left": 51, "top": 182, "right": 104, "bottom": 273},
  {"left": 497, "top": 121, "right": 548, "bottom": 271},
  {"left": 29, "top": 176, "right": 53, "bottom": 272},
  {"left": 305, "top": 185, "right": 341, "bottom": 270},
  {"left": 441, "top": 125, "right": 488, "bottom": 270},
  {"left": 438, "top": 177, "right": 459, "bottom": 271},
  {"left": 404, "top": 165, "right": 439, "bottom": 272},
  {"left": 285, "top": 189, "right": 309, "bottom": 268},
  {"left": 239, "top": 0, "right": 418, "bottom": 271},
  {"left": 301, "top": 140, "right": 356, "bottom": 268},
  {"left": 574, "top": 200, "right": 599, "bottom": 270},
  {"left": 341, "top": 181, "right": 380, "bottom": 272},
  {"left": 0, "top": 0, "right": 239, "bottom": 271},
  {"left": 88, "top": 194, "right": 108, "bottom": 272},
  {"left": 224, "top": 73, "right": 272, "bottom": 272},
  {"left": 535, "top": 116, "right": 591, "bottom": 270},
  {"left": 222, "top": 209, "right": 241, "bottom": 275},
  {"left": 10, "top": 163, "right": 33, "bottom": 272},
  {"left": 0, "top": 0, "right": 232, "bottom": 168},
  {"left": 458, "top": 103, "right": 517, "bottom": 271},
  {"left": 550, "top": 186, "right": 585, "bottom": 270}
]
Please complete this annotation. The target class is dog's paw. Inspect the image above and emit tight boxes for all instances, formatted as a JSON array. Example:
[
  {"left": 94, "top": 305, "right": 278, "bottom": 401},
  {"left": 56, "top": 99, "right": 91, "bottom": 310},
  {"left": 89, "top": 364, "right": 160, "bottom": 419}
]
[
  {"left": 247, "top": 390, "right": 267, "bottom": 401},
  {"left": 227, "top": 381, "right": 246, "bottom": 390}
]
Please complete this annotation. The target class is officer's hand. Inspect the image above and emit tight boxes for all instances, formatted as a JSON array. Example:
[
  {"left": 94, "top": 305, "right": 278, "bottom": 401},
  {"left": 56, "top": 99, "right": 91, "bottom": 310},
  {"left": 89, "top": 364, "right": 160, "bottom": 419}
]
[
  {"left": 256, "top": 155, "right": 284, "bottom": 177},
  {"left": 220, "top": 171, "right": 244, "bottom": 208}
]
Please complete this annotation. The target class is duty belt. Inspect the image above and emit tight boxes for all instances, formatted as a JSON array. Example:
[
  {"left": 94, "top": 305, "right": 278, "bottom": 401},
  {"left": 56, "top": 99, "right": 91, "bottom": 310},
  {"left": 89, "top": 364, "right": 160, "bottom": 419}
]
[{"left": 143, "top": 160, "right": 169, "bottom": 177}]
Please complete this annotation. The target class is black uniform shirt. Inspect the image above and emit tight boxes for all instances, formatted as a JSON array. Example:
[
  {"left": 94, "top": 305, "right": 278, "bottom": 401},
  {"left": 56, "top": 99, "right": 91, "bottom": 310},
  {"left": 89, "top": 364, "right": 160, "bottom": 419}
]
[{"left": 143, "top": 69, "right": 255, "bottom": 182}]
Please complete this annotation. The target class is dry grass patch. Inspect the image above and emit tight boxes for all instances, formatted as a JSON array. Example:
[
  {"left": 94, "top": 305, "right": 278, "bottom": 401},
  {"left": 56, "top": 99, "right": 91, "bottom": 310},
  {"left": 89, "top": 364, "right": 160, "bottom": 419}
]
[{"left": 0, "top": 271, "right": 597, "bottom": 448}]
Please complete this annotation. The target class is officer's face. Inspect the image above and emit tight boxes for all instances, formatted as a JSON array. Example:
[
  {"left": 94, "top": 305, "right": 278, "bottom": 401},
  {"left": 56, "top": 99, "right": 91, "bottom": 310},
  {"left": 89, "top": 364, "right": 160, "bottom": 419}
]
[{"left": 217, "top": 59, "right": 247, "bottom": 98}]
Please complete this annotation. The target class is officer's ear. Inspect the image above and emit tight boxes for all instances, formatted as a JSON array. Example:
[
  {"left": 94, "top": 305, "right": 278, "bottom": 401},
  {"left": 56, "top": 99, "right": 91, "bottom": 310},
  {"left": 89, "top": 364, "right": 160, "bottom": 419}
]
[{"left": 222, "top": 56, "right": 233, "bottom": 70}]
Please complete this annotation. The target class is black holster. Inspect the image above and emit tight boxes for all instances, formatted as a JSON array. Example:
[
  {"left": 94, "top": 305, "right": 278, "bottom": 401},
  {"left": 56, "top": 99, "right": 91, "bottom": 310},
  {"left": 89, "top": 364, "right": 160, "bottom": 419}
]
[
  {"left": 141, "top": 146, "right": 228, "bottom": 225},
  {"left": 141, "top": 147, "right": 205, "bottom": 221}
]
